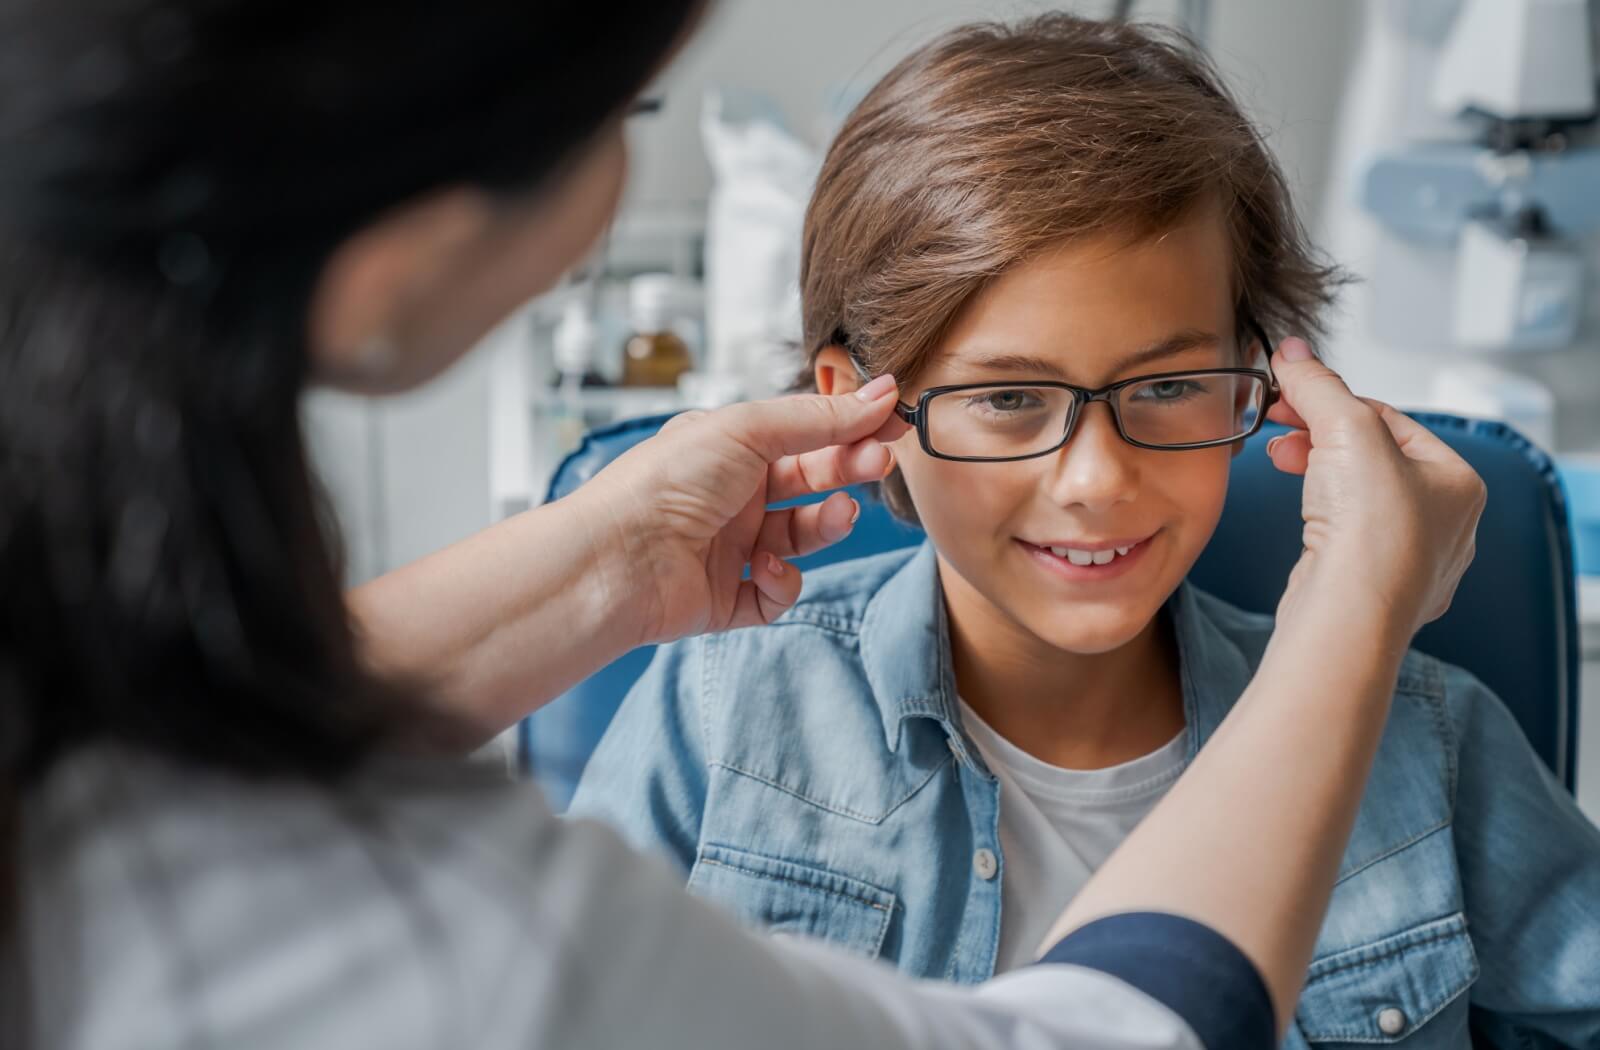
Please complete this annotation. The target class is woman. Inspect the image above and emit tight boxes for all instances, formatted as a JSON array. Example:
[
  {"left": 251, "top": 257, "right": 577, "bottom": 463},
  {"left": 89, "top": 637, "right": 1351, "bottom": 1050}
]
[
  {"left": 573, "top": 18, "right": 1598, "bottom": 1048},
  {"left": 0, "top": 2, "right": 1483, "bottom": 1048}
]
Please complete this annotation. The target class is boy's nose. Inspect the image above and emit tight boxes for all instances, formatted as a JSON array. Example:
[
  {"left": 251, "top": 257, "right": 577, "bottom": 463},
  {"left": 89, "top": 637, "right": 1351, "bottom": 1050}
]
[{"left": 1045, "top": 402, "right": 1139, "bottom": 512}]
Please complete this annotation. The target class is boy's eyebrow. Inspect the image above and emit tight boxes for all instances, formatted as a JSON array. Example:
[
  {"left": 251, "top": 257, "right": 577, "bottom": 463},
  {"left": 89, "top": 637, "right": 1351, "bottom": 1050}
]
[
  {"left": 1110, "top": 329, "right": 1223, "bottom": 373},
  {"left": 951, "top": 330, "right": 1224, "bottom": 383}
]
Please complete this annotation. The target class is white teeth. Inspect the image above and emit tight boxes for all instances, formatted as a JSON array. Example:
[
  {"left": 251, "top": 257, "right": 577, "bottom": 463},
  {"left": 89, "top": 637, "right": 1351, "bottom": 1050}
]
[{"left": 1041, "top": 542, "right": 1137, "bottom": 565}]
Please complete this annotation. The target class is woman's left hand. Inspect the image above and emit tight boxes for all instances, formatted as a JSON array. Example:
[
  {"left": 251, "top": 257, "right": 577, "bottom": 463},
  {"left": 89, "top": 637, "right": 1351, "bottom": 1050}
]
[{"left": 576, "top": 376, "right": 909, "bottom": 646}]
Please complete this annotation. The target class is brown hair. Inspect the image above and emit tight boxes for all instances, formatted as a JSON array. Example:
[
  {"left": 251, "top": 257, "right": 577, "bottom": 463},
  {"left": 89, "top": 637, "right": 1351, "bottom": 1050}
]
[{"left": 799, "top": 13, "right": 1345, "bottom": 521}]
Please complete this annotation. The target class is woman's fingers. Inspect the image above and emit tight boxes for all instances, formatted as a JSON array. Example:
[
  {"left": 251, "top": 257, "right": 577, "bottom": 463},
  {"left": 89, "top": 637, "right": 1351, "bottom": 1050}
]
[
  {"left": 872, "top": 413, "right": 913, "bottom": 444},
  {"left": 1266, "top": 389, "right": 1452, "bottom": 471},
  {"left": 736, "top": 554, "right": 803, "bottom": 627},
  {"left": 1265, "top": 400, "right": 1307, "bottom": 430},
  {"left": 718, "top": 377, "right": 901, "bottom": 464},
  {"left": 1265, "top": 430, "right": 1312, "bottom": 476},
  {"left": 753, "top": 491, "right": 858, "bottom": 559},
  {"left": 767, "top": 438, "right": 895, "bottom": 502},
  {"left": 1366, "top": 400, "right": 1458, "bottom": 465},
  {"left": 659, "top": 408, "right": 709, "bottom": 434}
]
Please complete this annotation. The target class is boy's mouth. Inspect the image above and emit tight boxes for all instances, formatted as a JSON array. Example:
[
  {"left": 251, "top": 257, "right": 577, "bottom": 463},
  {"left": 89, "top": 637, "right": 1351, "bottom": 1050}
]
[{"left": 1017, "top": 532, "right": 1157, "bottom": 579}]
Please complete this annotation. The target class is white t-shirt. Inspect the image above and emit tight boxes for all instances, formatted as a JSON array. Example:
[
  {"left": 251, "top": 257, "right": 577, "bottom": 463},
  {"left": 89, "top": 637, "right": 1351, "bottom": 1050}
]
[
  {"left": 21, "top": 745, "right": 1212, "bottom": 1050},
  {"left": 959, "top": 701, "right": 1190, "bottom": 974}
]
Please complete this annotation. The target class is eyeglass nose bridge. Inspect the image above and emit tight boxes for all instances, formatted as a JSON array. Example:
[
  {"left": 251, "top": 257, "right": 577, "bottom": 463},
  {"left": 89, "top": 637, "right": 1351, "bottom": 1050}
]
[{"left": 1056, "top": 386, "right": 1128, "bottom": 449}]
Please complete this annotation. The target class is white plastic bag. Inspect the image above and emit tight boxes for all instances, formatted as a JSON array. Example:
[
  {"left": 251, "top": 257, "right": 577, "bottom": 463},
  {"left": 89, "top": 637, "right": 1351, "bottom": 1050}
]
[{"left": 701, "top": 88, "right": 819, "bottom": 397}]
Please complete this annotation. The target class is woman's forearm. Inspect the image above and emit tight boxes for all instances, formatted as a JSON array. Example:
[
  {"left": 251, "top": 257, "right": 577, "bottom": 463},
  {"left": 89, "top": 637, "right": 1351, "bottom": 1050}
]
[
  {"left": 347, "top": 492, "right": 640, "bottom": 744},
  {"left": 1042, "top": 579, "right": 1412, "bottom": 1034}
]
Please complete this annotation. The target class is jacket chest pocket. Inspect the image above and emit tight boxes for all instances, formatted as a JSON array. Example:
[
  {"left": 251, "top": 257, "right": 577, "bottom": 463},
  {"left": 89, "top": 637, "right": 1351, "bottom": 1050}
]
[
  {"left": 687, "top": 843, "right": 897, "bottom": 960},
  {"left": 1293, "top": 914, "right": 1478, "bottom": 1047}
]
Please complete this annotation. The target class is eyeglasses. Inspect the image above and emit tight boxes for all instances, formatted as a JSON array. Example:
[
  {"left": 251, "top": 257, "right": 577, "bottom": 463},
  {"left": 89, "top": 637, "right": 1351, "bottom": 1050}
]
[{"left": 892, "top": 323, "right": 1279, "bottom": 463}]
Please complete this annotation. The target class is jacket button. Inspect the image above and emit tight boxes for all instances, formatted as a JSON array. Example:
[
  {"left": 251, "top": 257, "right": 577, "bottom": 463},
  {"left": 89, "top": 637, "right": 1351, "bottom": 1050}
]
[
  {"left": 1377, "top": 1007, "right": 1407, "bottom": 1036},
  {"left": 972, "top": 848, "right": 998, "bottom": 880}
]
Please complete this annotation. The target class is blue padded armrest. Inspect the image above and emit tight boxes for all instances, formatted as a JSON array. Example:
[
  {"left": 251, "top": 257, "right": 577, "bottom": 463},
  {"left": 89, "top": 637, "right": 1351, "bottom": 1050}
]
[{"left": 527, "top": 411, "right": 1580, "bottom": 806}]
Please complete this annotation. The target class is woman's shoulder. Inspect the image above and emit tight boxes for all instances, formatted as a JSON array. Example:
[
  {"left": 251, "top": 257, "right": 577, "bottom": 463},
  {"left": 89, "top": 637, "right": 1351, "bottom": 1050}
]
[
  {"left": 25, "top": 745, "right": 559, "bottom": 907},
  {"left": 25, "top": 745, "right": 816, "bottom": 1050},
  {"left": 22, "top": 746, "right": 594, "bottom": 1048}
]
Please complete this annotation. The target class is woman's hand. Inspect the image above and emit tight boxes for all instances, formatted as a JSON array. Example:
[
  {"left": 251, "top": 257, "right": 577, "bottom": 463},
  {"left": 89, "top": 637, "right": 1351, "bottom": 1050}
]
[
  {"left": 574, "top": 377, "right": 910, "bottom": 647},
  {"left": 350, "top": 378, "right": 907, "bottom": 740},
  {"left": 1262, "top": 339, "right": 1486, "bottom": 639}
]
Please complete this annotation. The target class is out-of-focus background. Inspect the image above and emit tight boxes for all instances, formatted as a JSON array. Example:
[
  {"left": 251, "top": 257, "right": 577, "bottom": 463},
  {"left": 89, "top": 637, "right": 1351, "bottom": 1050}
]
[{"left": 303, "top": 0, "right": 1600, "bottom": 816}]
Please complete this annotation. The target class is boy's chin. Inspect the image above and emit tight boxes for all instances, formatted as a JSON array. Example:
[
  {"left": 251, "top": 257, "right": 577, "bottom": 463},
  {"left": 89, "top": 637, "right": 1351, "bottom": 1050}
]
[{"left": 1022, "top": 602, "right": 1158, "bottom": 655}]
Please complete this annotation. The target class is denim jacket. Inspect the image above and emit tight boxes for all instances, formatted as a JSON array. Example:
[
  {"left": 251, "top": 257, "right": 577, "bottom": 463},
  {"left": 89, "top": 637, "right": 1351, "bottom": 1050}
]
[{"left": 570, "top": 543, "right": 1600, "bottom": 1049}]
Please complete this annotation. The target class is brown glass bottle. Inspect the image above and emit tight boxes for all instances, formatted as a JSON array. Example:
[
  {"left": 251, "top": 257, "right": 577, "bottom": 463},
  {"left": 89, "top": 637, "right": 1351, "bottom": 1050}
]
[
  {"left": 621, "top": 274, "right": 693, "bottom": 388},
  {"left": 623, "top": 328, "right": 692, "bottom": 388}
]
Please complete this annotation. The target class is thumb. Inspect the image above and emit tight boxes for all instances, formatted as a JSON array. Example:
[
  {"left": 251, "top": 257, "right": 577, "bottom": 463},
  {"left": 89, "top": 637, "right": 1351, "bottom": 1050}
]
[
  {"left": 717, "top": 375, "right": 902, "bottom": 464},
  {"left": 1270, "top": 339, "right": 1376, "bottom": 438}
]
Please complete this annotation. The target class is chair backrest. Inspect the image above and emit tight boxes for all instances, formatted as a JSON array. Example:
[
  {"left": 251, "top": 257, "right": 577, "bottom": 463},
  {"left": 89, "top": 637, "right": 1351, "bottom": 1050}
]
[{"left": 525, "top": 411, "right": 1581, "bottom": 809}]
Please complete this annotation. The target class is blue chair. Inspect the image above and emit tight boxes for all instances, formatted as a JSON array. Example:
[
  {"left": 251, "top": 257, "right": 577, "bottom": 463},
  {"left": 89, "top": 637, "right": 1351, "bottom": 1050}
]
[{"left": 525, "top": 411, "right": 1582, "bottom": 811}]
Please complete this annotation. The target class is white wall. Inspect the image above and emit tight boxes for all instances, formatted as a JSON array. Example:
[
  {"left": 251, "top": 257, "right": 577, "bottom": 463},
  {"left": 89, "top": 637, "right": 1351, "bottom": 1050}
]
[{"left": 305, "top": 348, "right": 493, "bottom": 586}]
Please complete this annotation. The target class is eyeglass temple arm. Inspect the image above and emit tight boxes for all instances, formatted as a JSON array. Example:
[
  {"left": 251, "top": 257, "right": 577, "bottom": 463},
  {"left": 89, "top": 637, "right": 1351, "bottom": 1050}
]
[
  {"left": 1246, "top": 315, "right": 1280, "bottom": 389},
  {"left": 845, "top": 349, "right": 920, "bottom": 421}
]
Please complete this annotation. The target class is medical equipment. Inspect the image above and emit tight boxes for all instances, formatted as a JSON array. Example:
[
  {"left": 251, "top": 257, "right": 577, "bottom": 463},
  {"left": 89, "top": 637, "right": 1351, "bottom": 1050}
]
[
  {"left": 1360, "top": 0, "right": 1599, "bottom": 357},
  {"left": 1433, "top": 0, "right": 1595, "bottom": 120}
]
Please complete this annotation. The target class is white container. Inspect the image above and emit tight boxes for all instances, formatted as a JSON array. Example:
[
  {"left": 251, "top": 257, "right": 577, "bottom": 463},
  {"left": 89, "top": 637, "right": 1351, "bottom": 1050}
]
[{"left": 1452, "top": 218, "right": 1585, "bottom": 351}]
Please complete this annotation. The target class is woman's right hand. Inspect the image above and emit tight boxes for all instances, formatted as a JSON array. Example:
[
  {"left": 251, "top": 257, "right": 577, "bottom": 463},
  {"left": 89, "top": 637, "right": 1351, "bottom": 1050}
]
[{"left": 1262, "top": 338, "right": 1486, "bottom": 640}]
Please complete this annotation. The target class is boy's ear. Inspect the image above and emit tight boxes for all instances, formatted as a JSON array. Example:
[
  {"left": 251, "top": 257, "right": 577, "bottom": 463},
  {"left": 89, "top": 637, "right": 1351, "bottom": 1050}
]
[{"left": 814, "top": 345, "right": 862, "bottom": 396}]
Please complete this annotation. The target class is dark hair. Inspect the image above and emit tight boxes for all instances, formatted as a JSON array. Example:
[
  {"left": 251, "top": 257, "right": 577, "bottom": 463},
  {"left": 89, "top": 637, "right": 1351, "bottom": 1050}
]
[
  {"left": 799, "top": 14, "right": 1346, "bottom": 522},
  {"left": 0, "top": 0, "right": 701, "bottom": 1030}
]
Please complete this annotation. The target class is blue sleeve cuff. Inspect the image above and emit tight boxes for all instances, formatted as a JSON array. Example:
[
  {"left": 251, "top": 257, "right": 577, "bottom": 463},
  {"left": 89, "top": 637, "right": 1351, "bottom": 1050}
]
[{"left": 1036, "top": 912, "right": 1275, "bottom": 1050}]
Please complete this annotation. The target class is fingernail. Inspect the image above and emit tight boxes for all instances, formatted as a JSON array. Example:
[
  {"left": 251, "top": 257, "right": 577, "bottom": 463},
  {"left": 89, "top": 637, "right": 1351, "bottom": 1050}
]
[
  {"left": 766, "top": 553, "right": 786, "bottom": 576},
  {"left": 1279, "top": 339, "right": 1312, "bottom": 363},
  {"left": 1266, "top": 435, "right": 1282, "bottom": 456},
  {"left": 855, "top": 374, "right": 897, "bottom": 401},
  {"left": 881, "top": 444, "right": 896, "bottom": 477},
  {"left": 848, "top": 498, "right": 861, "bottom": 526}
]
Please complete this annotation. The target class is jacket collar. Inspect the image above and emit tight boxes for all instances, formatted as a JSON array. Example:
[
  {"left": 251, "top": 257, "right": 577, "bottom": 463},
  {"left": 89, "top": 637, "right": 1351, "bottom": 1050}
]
[{"left": 860, "top": 543, "right": 960, "bottom": 751}]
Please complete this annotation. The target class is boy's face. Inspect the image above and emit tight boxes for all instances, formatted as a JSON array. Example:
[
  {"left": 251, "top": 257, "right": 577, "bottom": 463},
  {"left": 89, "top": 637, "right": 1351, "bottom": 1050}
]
[{"left": 895, "top": 207, "right": 1245, "bottom": 656}]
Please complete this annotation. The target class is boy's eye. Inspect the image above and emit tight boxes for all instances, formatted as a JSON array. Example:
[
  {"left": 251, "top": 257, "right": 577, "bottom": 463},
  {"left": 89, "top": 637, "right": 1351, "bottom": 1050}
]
[
  {"left": 1131, "top": 378, "right": 1206, "bottom": 403},
  {"left": 965, "top": 388, "right": 1046, "bottom": 414}
]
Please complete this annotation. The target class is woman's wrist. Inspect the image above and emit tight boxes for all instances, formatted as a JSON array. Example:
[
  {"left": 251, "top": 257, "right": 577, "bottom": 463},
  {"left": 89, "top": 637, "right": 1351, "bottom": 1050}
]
[
  {"left": 1280, "top": 563, "right": 1420, "bottom": 669},
  {"left": 1278, "top": 548, "right": 1423, "bottom": 643},
  {"left": 561, "top": 482, "right": 661, "bottom": 652}
]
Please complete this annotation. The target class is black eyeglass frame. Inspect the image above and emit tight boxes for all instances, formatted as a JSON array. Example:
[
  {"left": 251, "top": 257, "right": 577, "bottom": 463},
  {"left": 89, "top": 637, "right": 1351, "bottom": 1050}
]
[{"left": 893, "top": 319, "right": 1280, "bottom": 463}]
